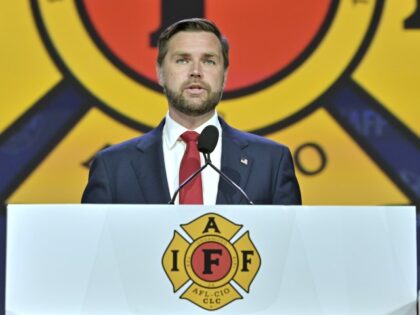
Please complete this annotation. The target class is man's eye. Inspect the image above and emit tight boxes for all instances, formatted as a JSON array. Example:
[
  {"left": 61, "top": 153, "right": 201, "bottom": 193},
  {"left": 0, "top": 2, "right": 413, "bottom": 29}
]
[
  {"left": 176, "top": 59, "right": 188, "bottom": 64},
  {"left": 204, "top": 60, "right": 216, "bottom": 65}
]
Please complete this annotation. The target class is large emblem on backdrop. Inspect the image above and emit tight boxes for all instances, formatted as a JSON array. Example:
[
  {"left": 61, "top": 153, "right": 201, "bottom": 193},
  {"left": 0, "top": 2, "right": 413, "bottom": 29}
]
[
  {"left": 28, "top": 1, "right": 375, "bottom": 130},
  {"left": 0, "top": 1, "right": 418, "bottom": 205}
]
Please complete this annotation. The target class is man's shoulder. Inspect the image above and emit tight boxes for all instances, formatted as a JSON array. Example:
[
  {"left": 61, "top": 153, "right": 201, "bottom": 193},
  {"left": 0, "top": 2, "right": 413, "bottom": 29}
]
[
  {"left": 221, "top": 120, "right": 289, "bottom": 153},
  {"left": 96, "top": 122, "right": 163, "bottom": 159},
  {"left": 98, "top": 136, "right": 141, "bottom": 157}
]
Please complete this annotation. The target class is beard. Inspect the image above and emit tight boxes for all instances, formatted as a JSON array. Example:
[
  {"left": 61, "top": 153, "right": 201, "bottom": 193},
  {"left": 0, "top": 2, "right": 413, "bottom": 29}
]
[{"left": 163, "top": 83, "right": 223, "bottom": 117}]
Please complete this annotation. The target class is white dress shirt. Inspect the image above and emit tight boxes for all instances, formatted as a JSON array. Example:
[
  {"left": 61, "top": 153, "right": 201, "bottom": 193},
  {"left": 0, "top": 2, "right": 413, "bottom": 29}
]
[{"left": 162, "top": 112, "right": 222, "bottom": 205}]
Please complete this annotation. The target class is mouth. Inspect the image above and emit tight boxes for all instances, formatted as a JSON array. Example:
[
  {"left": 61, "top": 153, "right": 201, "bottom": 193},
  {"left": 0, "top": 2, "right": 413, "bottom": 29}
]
[{"left": 185, "top": 84, "right": 207, "bottom": 96}]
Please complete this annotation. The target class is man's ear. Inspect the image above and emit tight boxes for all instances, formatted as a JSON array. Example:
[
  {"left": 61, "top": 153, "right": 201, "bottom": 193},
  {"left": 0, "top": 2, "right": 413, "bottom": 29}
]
[
  {"left": 156, "top": 64, "right": 164, "bottom": 87},
  {"left": 222, "top": 69, "right": 228, "bottom": 89}
]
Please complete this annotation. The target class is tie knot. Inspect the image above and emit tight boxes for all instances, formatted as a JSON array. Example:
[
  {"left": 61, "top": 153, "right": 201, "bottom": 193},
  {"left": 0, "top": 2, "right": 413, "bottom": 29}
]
[{"left": 181, "top": 131, "right": 200, "bottom": 143}]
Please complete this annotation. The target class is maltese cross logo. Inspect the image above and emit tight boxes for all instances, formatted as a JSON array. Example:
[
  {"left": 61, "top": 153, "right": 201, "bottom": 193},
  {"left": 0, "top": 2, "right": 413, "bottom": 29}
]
[{"left": 162, "top": 213, "right": 261, "bottom": 311}]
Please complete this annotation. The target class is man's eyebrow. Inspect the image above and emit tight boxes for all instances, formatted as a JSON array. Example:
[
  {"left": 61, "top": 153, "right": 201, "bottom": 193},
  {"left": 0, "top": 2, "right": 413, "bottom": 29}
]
[
  {"left": 202, "top": 53, "right": 219, "bottom": 58},
  {"left": 171, "top": 52, "right": 220, "bottom": 58},
  {"left": 172, "top": 52, "right": 190, "bottom": 56}
]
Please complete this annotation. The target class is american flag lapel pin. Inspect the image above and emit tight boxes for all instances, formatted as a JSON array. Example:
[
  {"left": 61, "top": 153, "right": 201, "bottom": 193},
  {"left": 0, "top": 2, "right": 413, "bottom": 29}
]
[{"left": 240, "top": 158, "right": 248, "bottom": 165}]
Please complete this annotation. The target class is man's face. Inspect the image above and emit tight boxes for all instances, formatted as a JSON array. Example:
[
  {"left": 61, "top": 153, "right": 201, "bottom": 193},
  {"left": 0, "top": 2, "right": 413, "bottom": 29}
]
[{"left": 157, "top": 31, "right": 227, "bottom": 117}]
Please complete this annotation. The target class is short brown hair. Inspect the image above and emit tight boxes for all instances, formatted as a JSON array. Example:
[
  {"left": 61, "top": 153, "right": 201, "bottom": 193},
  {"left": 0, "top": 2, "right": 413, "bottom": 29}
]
[{"left": 157, "top": 18, "right": 229, "bottom": 69}]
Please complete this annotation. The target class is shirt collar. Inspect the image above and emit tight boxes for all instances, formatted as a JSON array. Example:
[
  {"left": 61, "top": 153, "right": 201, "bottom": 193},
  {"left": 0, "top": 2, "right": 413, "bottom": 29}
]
[{"left": 163, "top": 111, "right": 222, "bottom": 149}]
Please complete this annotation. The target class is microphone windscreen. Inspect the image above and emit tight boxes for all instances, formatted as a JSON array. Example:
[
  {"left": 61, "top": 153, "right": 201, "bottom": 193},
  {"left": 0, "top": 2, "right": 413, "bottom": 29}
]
[{"left": 198, "top": 125, "right": 219, "bottom": 154}]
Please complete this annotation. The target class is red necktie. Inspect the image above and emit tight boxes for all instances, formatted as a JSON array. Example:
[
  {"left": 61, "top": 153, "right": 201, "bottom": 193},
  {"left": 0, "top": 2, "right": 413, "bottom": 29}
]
[{"left": 179, "top": 131, "right": 203, "bottom": 204}]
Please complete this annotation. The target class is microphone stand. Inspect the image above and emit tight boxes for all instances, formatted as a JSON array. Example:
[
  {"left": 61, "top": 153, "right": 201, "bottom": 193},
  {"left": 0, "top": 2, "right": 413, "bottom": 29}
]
[
  {"left": 203, "top": 153, "right": 254, "bottom": 205},
  {"left": 168, "top": 153, "right": 254, "bottom": 205},
  {"left": 168, "top": 162, "right": 209, "bottom": 204}
]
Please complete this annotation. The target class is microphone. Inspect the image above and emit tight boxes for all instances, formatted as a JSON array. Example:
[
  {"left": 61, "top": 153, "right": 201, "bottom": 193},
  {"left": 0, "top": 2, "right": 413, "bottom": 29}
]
[{"left": 198, "top": 125, "right": 219, "bottom": 155}]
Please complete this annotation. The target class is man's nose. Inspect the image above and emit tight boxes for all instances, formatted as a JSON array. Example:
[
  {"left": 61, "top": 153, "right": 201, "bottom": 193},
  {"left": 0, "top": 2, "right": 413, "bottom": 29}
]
[{"left": 189, "top": 61, "right": 202, "bottom": 78}]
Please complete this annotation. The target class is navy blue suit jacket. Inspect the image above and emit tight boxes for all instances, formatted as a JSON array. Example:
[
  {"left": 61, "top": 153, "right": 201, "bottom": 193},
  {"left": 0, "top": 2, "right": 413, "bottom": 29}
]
[{"left": 82, "top": 119, "right": 301, "bottom": 205}]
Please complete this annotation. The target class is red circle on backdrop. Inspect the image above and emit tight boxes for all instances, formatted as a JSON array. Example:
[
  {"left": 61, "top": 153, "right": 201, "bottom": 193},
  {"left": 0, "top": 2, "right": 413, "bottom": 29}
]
[
  {"left": 82, "top": 0, "right": 331, "bottom": 91},
  {"left": 191, "top": 241, "right": 232, "bottom": 282}
]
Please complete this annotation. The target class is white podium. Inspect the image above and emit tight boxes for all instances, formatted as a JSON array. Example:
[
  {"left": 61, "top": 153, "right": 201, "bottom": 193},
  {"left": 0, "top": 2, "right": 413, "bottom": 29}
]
[{"left": 5, "top": 205, "right": 417, "bottom": 315}]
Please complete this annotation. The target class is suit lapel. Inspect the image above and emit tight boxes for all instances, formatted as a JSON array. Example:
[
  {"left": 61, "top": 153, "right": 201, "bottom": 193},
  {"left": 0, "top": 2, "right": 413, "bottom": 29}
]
[
  {"left": 216, "top": 120, "right": 252, "bottom": 204},
  {"left": 130, "top": 121, "right": 171, "bottom": 204}
]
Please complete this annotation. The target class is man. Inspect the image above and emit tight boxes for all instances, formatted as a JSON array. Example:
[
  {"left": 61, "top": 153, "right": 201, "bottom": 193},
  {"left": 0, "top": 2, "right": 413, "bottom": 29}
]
[{"left": 82, "top": 18, "right": 301, "bottom": 205}]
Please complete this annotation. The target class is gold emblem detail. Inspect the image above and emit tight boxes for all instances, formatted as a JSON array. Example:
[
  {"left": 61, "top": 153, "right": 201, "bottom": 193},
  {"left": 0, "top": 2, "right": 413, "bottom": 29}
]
[{"left": 162, "top": 213, "right": 261, "bottom": 310}]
